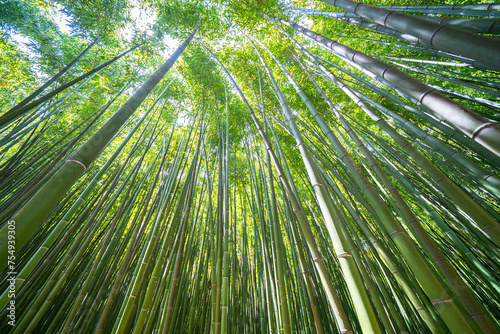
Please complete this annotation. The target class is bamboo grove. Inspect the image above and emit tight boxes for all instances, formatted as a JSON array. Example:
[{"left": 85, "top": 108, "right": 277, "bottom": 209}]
[{"left": 0, "top": 0, "right": 499, "bottom": 333}]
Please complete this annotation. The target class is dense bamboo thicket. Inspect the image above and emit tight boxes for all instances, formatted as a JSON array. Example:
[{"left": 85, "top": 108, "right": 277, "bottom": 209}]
[{"left": 0, "top": 0, "right": 499, "bottom": 333}]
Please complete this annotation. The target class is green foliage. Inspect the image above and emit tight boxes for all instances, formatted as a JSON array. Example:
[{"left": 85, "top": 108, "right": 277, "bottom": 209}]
[
  {"left": 0, "top": 33, "right": 38, "bottom": 108},
  {"left": 55, "top": 0, "right": 131, "bottom": 42}
]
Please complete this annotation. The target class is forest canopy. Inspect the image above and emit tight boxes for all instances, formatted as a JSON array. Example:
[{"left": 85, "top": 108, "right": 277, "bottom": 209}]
[{"left": 1, "top": 0, "right": 500, "bottom": 333}]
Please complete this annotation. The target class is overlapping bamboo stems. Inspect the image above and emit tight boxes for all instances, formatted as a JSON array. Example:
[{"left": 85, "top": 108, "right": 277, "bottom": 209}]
[
  {"left": 307, "top": 71, "right": 499, "bottom": 330},
  {"left": 266, "top": 114, "right": 333, "bottom": 334},
  {"left": 0, "top": 77, "right": 90, "bottom": 163},
  {"left": 220, "top": 93, "right": 231, "bottom": 334},
  {"left": 308, "top": 107, "right": 499, "bottom": 331},
  {"left": 0, "top": 92, "right": 114, "bottom": 224},
  {"left": 343, "top": 111, "right": 500, "bottom": 266},
  {"left": 0, "top": 73, "right": 108, "bottom": 195},
  {"left": 377, "top": 4, "right": 500, "bottom": 17},
  {"left": 59, "top": 139, "right": 159, "bottom": 333},
  {"left": 187, "top": 160, "right": 212, "bottom": 333},
  {"left": 207, "top": 45, "right": 354, "bottom": 334},
  {"left": 266, "top": 99, "right": 445, "bottom": 332},
  {"left": 317, "top": 0, "right": 500, "bottom": 70},
  {"left": 313, "top": 56, "right": 500, "bottom": 245},
  {"left": 307, "top": 54, "right": 500, "bottom": 169},
  {"left": 270, "top": 21, "right": 500, "bottom": 244},
  {"left": 283, "top": 7, "right": 421, "bottom": 45},
  {"left": 250, "top": 36, "right": 382, "bottom": 333},
  {"left": 11, "top": 143, "right": 147, "bottom": 333},
  {"left": 304, "top": 143, "right": 453, "bottom": 333},
  {"left": 0, "top": 44, "right": 141, "bottom": 128},
  {"left": 298, "top": 51, "right": 500, "bottom": 226},
  {"left": 325, "top": 176, "right": 408, "bottom": 332},
  {"left": 253, "top": 73, "right": 292, "bottom": 334},
  {"left": 135, "top": 129, "right": 200, "bottom": 334},
  {"left": 0, "top": 80, "right": 175, "bottom": 312},
  {"left": 92, "top": 134, "right": 182, "bottom": 333},
  {"left": 264, "top": 105, "right": 348, "bottom": 334},
  {"left": 59, "top": 100, "right": 172, "bottom": 333},
  {"left": 112, "top": 122, "right": 199, "bottom": 333},
  {"left": 425, "top": 65, "right": 500, "bottom": 91},
  {"left": 346, "top": 83, "right": 500, "bottom": 199},
  {"left": 266, "top": 15, "right": 500, "bottom": 158},
  {"left": 246, "top": 137, "right": 280, "bottom": 333},
  {"left": 160, "top": 120, "right": 204, "bottom": 333},
  {"left": 284, "top": 6, "right": 500, "bottom": 35},
  {"left": 212, "top": 106, "right": 225, "bottom": 333},
  {"left": 241, "top": 156, "right": 269, "bottom": 332},
  {"left": 363, "top": 135, "right": 500, "bottom": 295},
  {"left": 0, "top": 98, "right": 107, "bottom": 193},
  {"left": 0, "top": 19, "right": 200, "bottom": 269},
  {"left": 376, "top": 60, "right": 500, "bottom": 115},
  {"left": 262, "top": 29, "right": 483, "bottom": 332},
  {"left": 263, "top": 69, "right": 354, "bottom": 332}
]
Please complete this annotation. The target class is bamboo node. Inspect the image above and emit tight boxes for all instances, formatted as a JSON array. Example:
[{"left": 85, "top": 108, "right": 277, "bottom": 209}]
[
  {"left": 401, "top": 142, "right": 411, "bottom": 149},
  {"left": 434, "top": 177, "right": 447, "bottom": 184},
  {"left": 488, "top": 19, "right": 500, "bottom": 33},
  {"left": 312, "top": 183, "right": 323, "bottom": 188},
  {"left": 350, "top": 51, "right": 360, "bottom": 62},
  {"left": 484, "top": 174, "right": 494, "bottom": 181},
  {"left": 481, "top": 225, "right": 500, "bottom": 232},
  {"left": 122, "top": 103, "right": 135, "bottom": 113},
  {"left": 382, "top": 11, "right": 396, "bottom": 26},
  {"left": 429, "top": 26, "right": 447, "bottom": 46},
  {"left": 435, "top": 258, "right": 447, "bottom": 262},
  {"left": 150, "top": 74, "right": 160, "bottom": 83},
  {"left": 66, "top": 158, "right": 88, "bottom": 171},
  {"left": 381, "top": 65, "right": 394, "bottom": 79},
  {"left": 418, "top": 89, "right": 437, "bottom": 103},
  {"left": 313, "top": 257, "right": 323, "bottom": 263},
  {"left": 297, "top": 142, "right": 307, "bottom": 148},
  {"left": 390, "top": 230, "right": 405, "bottom": 237},
  {"left": 352, "top": 3, "right": 362, "bottom": 15},
  {"left": 337, "top": 252, "right": 351, "bottom": 258},
  {"left": 470, "top": 313, "right": 487, "bottom": 318},
  {"left": 361, "top": 185, "right": 372, "bottom": 193},
  {"left": 472, "top": 122, "right": 496, "bottom": 141},
  {"left": 431, "top": 298, "right": 452, "bottom": 305}
]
